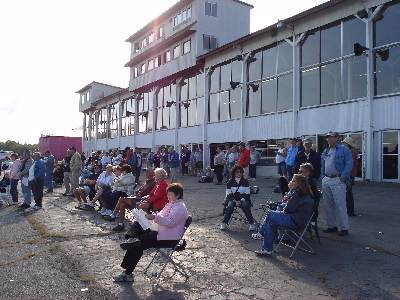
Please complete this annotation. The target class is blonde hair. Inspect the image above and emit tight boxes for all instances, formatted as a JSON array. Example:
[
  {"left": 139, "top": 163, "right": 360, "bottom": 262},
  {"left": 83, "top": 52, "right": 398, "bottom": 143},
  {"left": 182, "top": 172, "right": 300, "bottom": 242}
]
[{"left": 154, "top": 168, "right": 167, "bottom": 180}]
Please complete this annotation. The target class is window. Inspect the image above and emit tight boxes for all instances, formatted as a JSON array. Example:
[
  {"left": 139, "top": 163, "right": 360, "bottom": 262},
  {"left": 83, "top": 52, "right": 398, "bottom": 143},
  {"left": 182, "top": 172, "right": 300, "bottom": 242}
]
[
  {"left": 156, "top": 84, "right": 176, "bottom": 130},
  {"left": 141, "top": 37, "right": 147, "bottom": 49},
  {"left": 84, "top": 113, "right": 90, "bottom": 141},
  {"left": 155, "top": 56, "right": 160, "bottom": 68},
  {"left": 374, "top": 1, "right": 400, "bottom": 96},
  {"left": 247, "top": 41, "right": 293, "bottom": 116},
  {"left": 205, "top": 2, "right": 217, "bottom": 17},
  {"left": 109, "top": 104, "right": 119, "bottom": 139},
  {"left": 90, "top": 113, "right": 96, "bottom": 140},
  {"left": 300, "top": 18, "right": 367, "bottom": 107},
  {"left": 158, "top": 27, "right": 164, "bottom": 38},
  {"left": 173, "top": 7, "right": 192, "bottom": 27},
  {"left": 121, "top": 99, "right": 135, "bottom": 136},
  {"left": 138, "top": 92, "right": 153, "bottom": 133},
  {"left": 382, "top": 131, "right": 399, "bottom": 180},
  {"left": 183, "top": 40, "right": 191, "bottom": 54},
  {"left": 141, "top": 64, "right": 146, "bottom": 74},
  {"left": 173, "top": 45, "right": 181, "bottom": 59},
  {"left": 134, "top": 67, "right": 139, "bottom": 78},
  {"left": 134, "top": 42, "right": 140, "bottom": 53},
  {"left": 165, "top": 50, "right": 171, "bottom": 62},
  {"left": 148, "top": 59, "right": 154, "bottom": 71},
  {"left": 203, "top": 35, "right": 217, "bottom": 50},
  {"left": 148, "top": 32, "right": 155, "bottom": 44},
  {"left": 97, "top": 108, "right": 108, "bottom": 139}
]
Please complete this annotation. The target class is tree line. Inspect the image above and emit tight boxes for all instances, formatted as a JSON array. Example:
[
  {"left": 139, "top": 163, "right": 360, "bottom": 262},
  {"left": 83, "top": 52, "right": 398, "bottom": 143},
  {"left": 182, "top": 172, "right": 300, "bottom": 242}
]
[{"left": 0, "top": 140, "right": 38, "bottom": 155}]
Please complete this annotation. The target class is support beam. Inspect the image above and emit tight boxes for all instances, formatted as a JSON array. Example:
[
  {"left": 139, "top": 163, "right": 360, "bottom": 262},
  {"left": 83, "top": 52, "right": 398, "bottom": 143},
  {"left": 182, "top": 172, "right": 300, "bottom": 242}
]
[
  {"left": 202, "top": 68, "right": 212, "bottom": 170},
  {"left": 151, "top": 86, "right": 161, "bottom": 151},
  {"left": 174, "top": 78, "right": 183, "bottom": 153}
]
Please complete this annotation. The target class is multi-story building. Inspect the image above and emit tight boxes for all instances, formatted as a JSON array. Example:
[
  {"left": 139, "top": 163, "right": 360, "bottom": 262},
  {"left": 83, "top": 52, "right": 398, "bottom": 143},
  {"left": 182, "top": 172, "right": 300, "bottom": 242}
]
[{"left": 78, "top": 0, "right": 400, "bottom": 183}]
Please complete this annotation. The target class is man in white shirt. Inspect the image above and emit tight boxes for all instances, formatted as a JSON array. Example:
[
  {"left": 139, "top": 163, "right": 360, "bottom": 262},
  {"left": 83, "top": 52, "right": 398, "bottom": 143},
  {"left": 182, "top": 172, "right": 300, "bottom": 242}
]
[
  {"left": 101, "top": 152, "right": 112, "bottom": 170},
  {"left": 85, "top": 164, "right": 115, "bottom": 209}
]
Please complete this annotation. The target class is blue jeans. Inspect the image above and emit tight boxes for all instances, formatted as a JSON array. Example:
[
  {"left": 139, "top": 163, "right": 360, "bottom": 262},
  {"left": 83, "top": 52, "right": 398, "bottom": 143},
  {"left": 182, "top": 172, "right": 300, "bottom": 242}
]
[
  {"left": 277, "top": 162, "right": 287, "bottom": 177},
  {"left": 259, "top": 211, "right": 296, "bottom": 251},
  {"left": 45, "top": 171, "right": 53, "bottom": 191},
  {"left": 10, "top": 179, "right": 19, "bottom": 203},
  {"left": 223, "top": 199, "right": 254, "bottom": 225},
  {"left": 287, "top": 165, "right": 294, "bottom": 181},
  {"left": 21, "top": 181, "right": 31, "bottom": 205}
]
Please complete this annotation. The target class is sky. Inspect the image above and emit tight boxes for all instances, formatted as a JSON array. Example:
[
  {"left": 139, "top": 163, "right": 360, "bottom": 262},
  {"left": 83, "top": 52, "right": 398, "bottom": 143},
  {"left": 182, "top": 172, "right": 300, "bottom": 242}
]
[{"left": 0, "top": 0, "right": 325, "bottom": 144}]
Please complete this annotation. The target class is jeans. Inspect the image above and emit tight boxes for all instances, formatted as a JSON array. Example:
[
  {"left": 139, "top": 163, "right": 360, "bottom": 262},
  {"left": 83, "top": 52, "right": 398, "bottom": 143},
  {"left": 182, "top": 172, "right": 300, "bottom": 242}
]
[
  {"left": 223, "top": 199, "right": 254, "bottom": 225},
  {"left": 249, "top": 164, "right": 257, "bottom": 179},
  {"left": 122, "top": 222, "right": 178, "bottom": 274},
  {"left": 21, "top": 180, "right": 31, "bottom": 205},
  {"left": 30, "top": 179, "right": 44, "bottom": 207},
  {"left": 214, "top": 165, "right": 224, "bottom": 183},
  {"left": 170, "top": 167, "right": 178, "bottom": 182},
  {"left": 322, "top": 176, "right": 349, "bottom": 230},
  {"left": 45, "top": 171, "right": 53, "bottom": 191},
  {"left": 10, "top": 179, "right": 19, "bottom": 203},
  {"left": 277, "top": 162, "right": 287, "bottom": 177},
  {"left": 286, "top": 165, "right": 294, "bottom": 181},
  {"left": 71, "top": 171, "right": 80, "bottom": 191},
  {"left": 63, "top": 172, "right": 71, "bottom": 193},
  {"left": 346, "top": 176, "right": 355, "bottom": 216},
  {"left": 259, "top": 210, "right": 296, "bottom": 251}
]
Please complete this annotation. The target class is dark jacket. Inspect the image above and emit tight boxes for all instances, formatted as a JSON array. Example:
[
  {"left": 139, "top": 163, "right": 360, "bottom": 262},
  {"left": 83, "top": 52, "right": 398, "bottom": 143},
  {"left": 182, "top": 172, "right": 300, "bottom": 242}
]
[
  {"left": 226, "top": 177, "right": 250, "bottom": 202},
  {"left": 294, "top": 149, "right": 321, "bottom": 178},
  {"left": 284, "top": 190, "right": 314, "bottom": 228},
  {"left": 32, "top": 160, "right": 45, "bottom": 182}
]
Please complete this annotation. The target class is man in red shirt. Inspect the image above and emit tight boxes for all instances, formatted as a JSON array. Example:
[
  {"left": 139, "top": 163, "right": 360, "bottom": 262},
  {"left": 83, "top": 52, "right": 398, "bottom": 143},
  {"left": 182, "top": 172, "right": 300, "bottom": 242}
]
[{"left": 237, "top": 143, "right": 250, "bottom": 176}]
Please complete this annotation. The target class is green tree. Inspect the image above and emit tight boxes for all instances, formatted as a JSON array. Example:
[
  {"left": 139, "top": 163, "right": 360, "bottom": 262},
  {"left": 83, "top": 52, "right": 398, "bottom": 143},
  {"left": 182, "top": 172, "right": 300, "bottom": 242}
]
[{"left": 0, "top": 140, "right": 38, "bottom": 155}]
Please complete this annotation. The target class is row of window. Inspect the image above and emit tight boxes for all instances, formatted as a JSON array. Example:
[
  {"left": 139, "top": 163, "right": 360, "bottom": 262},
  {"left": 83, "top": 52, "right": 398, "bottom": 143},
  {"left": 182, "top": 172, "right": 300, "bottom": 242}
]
[
  {"left": 80, "top": 91, "right": 90, "bottom": 105},
  {"left": 133, "top": 39, "right": 191, "bottom": 78},
  {"left": 134, "top": 27, "right": 164, "bottom": 53},
  {"left": 173, "top": 6, "right": 192, "bottom": 27}
]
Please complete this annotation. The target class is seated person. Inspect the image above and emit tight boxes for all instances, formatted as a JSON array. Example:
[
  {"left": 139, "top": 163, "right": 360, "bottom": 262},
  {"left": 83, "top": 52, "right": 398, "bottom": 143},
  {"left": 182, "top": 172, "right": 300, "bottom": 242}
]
[
  {"left": 220, "top": 166, "right": 256, "bottom": 232},
  {"left": 85, "top": 164, "right": 115, "bottom": 210},
  {"left": 113, "top": 183, "right": 189, "bottom": 283},
  {"left": 254, "top": 174, "right": 314, "bottom": 256},
  {"left": 198, "top": 166, "right": 214, "bottom": 183},
  {"left": 122, "top": 168, "right": 169, "bottom": 236},
  {"left": 101, "top": 165, "right": 135, "bottom": 217},
  {"left": 111, "top": 169, "right": 156, "bottom": 231},
  {"left": 74, "top": 164, "right": 101, "bottom": 209},
  {"left": 298, "top": 163, "right": 319, "bottom": 200},
  {"left": 0, "top": 172, "right": 11, "bottom": 188},
  {"left": 53, "top": 163, "right": 64, "bottom": 186}
]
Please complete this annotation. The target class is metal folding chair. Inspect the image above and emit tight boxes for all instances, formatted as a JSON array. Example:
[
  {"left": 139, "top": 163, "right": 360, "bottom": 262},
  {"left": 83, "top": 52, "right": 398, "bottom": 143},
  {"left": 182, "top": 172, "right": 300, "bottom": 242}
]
[{"left": 144, "top": 216, "right": 192, "bottom": 280}]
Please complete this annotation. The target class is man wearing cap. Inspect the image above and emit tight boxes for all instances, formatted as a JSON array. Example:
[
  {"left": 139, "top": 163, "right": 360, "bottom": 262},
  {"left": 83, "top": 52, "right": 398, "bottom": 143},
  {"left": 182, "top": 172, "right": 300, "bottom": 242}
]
[
  {"left": 321, "top": 132, "right": 353, "bottom": 236},
  {"left": 343, "top": 137, "right": 359, "bottom": 217},
  {"left": 285, "top": 139, "right": 299, "bottom": 181},
  {"left": 294, "top": 139, "right": 320, "bottom": 179}
]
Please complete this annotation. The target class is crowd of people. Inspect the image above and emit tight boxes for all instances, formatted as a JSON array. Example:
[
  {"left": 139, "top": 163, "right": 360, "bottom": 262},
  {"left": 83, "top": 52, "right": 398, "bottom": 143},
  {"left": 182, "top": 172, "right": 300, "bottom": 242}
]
[{"left": 0, "top": 131, "right": 360, "bottom": 280}]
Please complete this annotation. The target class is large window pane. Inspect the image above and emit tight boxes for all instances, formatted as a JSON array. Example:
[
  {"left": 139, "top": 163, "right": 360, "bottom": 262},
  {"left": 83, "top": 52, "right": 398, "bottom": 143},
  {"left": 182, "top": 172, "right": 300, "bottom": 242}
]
[
  {"left": 321, "top": 61, "right": 342, "bottom": 104},
  {"left": 231, "top": 60, "right": 242, "bottom": 83},
  {"left": 147, "top": 110, "right": 152, "bottom": 132},
  {"left": 163, "top": 107, "right": 169, "bottom": 129},
  {"left": 188, "top": 100, "right": 197, "bottom": 126},
  {"left": 263, "top": 46, "right": 277, "bottom": 78},
  {"left": 321, "top": 22, "right": 341, "bottom": 61},
  {"left": 301, "top": 31, "right": 320, "bottom": 67},
  {"left": 248, "top": 51, "right": 262, "bottom": 82},
  {"left": 209, "top": 93, "right": 219, "bottom": 122},
  {"left": 343, "top": 56, "right": 367, "bottom": 100},
  {"left": 248, "top": 85, "right": 261, "bottom": 116},
  {"left": 197, "top": 73, "right": 204, "bottom": 97},
  {"left": 181, "top": 79, "right": 188, "bottom": 101},
  {"left": 301, "top": 67, "right": 320, "bottom": 107},
  {"left": 170, "top": 106, "right": 176, "bottom": 129},
  {"left": 210, "top": 67, "right": 220, "bottom": 93},
  {"left": 383, "top": 132, "right": 398, "bottom": 154},
  {"left": 375, "top": 47, "right": 400, "bottom": 95},
  {"left": 220, "top": 63, "right": 231, "bottom": 91},
  {"left": 343, "top": 17, "right": 366, "bottom": 55},
  {"left": 277, "top": 41, "right": 293, "bottom": 73},
  {"left": 189, "top": 76, "right": 197, "bottom": 99},
  {"left": 374, "top": 2, "right": 400, "bottom": 47},
  {"left": 383, "top": 156, "right": 398, "bottom": 179},
  {"left": 197, "top": 97, "right": 204, "bottom": 125},
  {"left": 157, "top": 107, "right": 163, "bottom": 129},
  {"left": 181, "top": 104, "right": 188, "bottom": 128},
  {"left": 230, "top": 89, "right": 241, "bottom": 119},
  {"left": 219, "top": 91, "right": 230, "bottom": 121},
  {"left": 261, "top": 78, "right": 277, "bottom": 113},
  {"left": 277, "top": 74, "right": 292, "bottom": 111}
]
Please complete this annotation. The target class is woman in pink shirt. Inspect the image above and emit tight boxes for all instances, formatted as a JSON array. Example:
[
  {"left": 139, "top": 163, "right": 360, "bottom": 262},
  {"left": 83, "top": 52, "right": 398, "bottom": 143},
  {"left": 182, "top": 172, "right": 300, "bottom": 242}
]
[{"left": 114, "top": 183, "right": 189, "bottom": 283}]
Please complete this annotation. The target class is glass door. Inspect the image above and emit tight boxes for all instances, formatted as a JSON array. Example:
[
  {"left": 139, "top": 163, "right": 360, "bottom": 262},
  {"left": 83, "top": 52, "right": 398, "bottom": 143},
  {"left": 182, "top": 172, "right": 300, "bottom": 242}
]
[{"left": 382, "top": 131, "right": 399, "bottom": 182}]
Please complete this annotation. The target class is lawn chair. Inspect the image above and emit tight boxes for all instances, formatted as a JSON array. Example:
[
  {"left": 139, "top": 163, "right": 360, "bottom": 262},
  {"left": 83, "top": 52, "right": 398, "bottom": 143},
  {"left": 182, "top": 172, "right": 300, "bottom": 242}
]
[
  {"left": 144, "top": 216, "right": 192, "bottom": 280},
  {"left": 274, "top": 197, "right": 320, "bottom": 259},
  {"left": 223, "top": 198, "right": 259, "bottom": 228}
]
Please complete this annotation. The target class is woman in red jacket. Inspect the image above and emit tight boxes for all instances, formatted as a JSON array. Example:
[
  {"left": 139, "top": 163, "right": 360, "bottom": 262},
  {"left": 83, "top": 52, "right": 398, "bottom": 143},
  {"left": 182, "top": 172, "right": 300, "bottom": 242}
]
[{"left": 138, "top": 168, "right": 168, "bottom": 212}]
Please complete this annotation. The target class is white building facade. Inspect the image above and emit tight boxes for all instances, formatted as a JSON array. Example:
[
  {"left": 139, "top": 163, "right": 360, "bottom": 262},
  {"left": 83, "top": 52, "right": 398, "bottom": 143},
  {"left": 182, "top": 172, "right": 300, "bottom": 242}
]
[{"left": 78, "top": 0, "right": 400, "bottom": 183}]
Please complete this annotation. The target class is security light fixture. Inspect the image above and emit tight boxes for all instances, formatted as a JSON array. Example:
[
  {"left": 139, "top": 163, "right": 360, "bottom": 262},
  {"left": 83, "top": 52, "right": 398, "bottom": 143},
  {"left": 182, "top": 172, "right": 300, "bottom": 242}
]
[
  {"left": 166, "top": 101, "right": 176, "bottom": 107},
  {"left": 356, "top": 9, "right": 369, "bottom": 19},
  {"left": 126, "top": 110, "right": 134, "bottom": 117},
  {"left": 354, "top": 43, "right": 368, "bottom": 56},
  {"left": 183, "top": 102, "right": 191, "bottom": 109},
  {"left": 248, "top": 54, "right": 257, "bottom": 64},
  {"left": 142, "top": 111, "right": 149, "bottom": 117},
  {"left": 234, "top": 55, "right": 243, "bottom": 61},
  {"left": 230, "top": 81, "right": 241, "bottom": 90},
  {"left": 377, "top": 49, "right": 390, "bottom": 61},
  {"left": 276, "top": 20, "right": 284, "bottom": 29},
  {"left": 136, "top": 93, "right": 144, "bottom": 100},
  {"left": 249, "top": 83, "right": 260, "bottom": 93},
  {"left": 180, "top": 80, "right": 187, "bottom": 87}
]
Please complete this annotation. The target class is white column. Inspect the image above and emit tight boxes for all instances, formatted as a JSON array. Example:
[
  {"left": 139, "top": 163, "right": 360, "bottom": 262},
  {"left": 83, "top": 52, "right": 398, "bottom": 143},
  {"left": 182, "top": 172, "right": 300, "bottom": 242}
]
[
  {"left": 174, "top": 79, "right": 182, "bottom": 152},
  {"left": 151, "top": 87, "right": 160, "bottom": 151},
  {"left": 94, "top": 111, "right": 99, "bottom": 151},
  {"left": 134, "top": 96, "right": 139, "bottom": 148},
  {"left": 118, "top": 97, "right": 123, "bottom": 149},
  {"left": 202, "top": 69, "right": 211, "bottom": 169},
  {"left": 106, "top": 105, "right": 111, "bottom": 151},
  {"left": 240, "top": 57, "right": 247, "bottom": 142}
]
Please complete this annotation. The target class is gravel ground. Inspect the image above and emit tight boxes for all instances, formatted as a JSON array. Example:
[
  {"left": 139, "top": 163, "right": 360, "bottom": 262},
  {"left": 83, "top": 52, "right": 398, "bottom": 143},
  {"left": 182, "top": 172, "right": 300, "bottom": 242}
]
[{"left": 0, "top": 176, "right": 399, "bottom": 300}]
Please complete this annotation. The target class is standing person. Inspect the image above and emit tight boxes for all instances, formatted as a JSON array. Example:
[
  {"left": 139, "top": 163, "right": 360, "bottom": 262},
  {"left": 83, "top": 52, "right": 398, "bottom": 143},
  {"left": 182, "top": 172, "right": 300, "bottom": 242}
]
[
  {"left": 18, "top": 151, "right": 34, "bottom": 209},
  {"left": 343, "top": 137, "right": 359, "bottom": 217},
  {"left": 153, "top": 150, "right": 161, "bottom": 169},
  {"left": 43, "top": 151, "right": 55, "bottom": 194},
  {"left": 285, "top": 139, "right": 299, "bottom": 181},
  {"left": 101, "top": 152, "right": 112, "bottom": 170},
  {"left": 294, "top": 139, "right": 320, "bottom": 179},
  {"left": 81, "top": 152, "right": 86, "bottom": 168},
  {"left": 249, "top": 145, "right": 261, "bottom": 182},
  {"left": 180, "top": 147, "right": 190, "bottom": 176},
  {"left": 168, "top": 147, "right": 180, "bottom": 183},
  {"left": 147, "top": 150, "right": 155, "bottom": 169},
  {"left": 128, "top": 148, "right": 138, "bottom": 179},
  {"left": 160, "top": 148, "right": 169, "bottom": 175},
  {"left": 227, "top": 146, "right": 238, "bottom": 173},
  {"left": 237, "top": 143, "right": 250, "bottom": 176},
  {"left": 62, "top": 149, "right": 72, "bottom": 196},
  {"left": 214, "top": 147, "right": 225, "bottom": 185},
  {"left": 321, "top": 132, "right": 353, "bottom": 236},
  {"left": 134, "top": 149, "right": 142, "bottom": 184},
  {"left": 9, "top": 153, "right": 21, "bottom": 205},
  {"left": 28, "top": 152, "right": 45, "bottom": 210},
  {"left": 70, "top": 147, "right": 82, "bottom": 195},
  {"left": 275, "top": 143, "right": 287, "bottom": 178},
  {"left": 189, "top": 148, "right": 196, "bottom": 176}
]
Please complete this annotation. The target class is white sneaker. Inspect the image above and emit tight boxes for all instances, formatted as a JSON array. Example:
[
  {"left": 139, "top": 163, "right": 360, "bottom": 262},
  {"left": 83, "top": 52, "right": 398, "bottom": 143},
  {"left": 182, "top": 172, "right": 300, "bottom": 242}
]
[
  {"left": 249, "top": 224, "right": 257, "bottom": 231},
  {"left": 252, "top": 232, "right": 263, "bottom": 240},
  {"left": 102, "top": 209, "right": 112, "bottom": 216},
  {"left": 220, "top": 223, "right": 228, "bottom": 230},
  {"left": 255, "top": 249, "right": 272, "bottom": 256}
]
